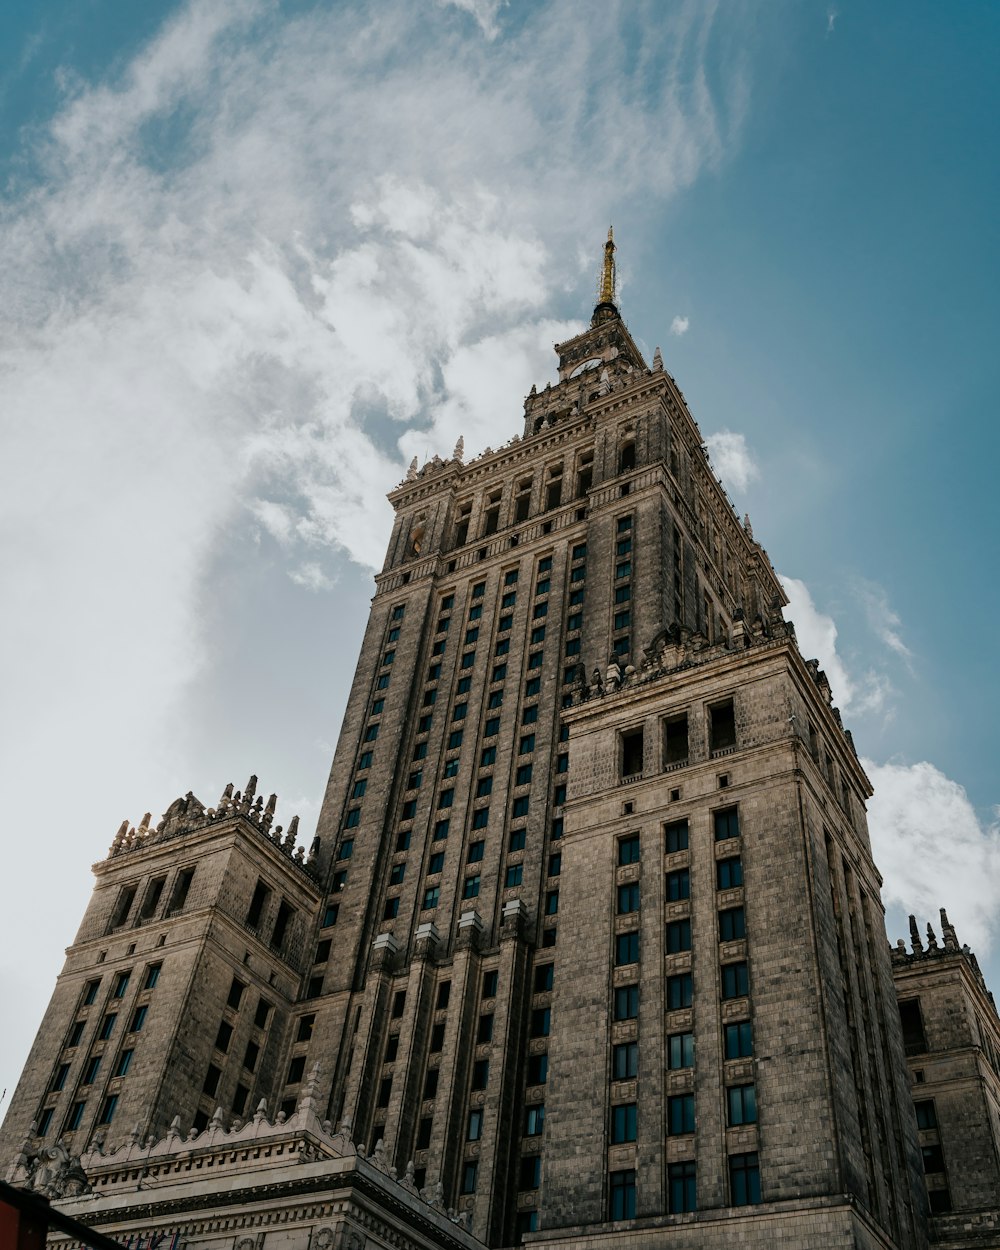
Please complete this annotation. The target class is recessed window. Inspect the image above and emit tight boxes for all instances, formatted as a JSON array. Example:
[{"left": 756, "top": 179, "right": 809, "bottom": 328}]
[
  {"left": 666, "top": 973, "right": 693, "bottom": 1010},
  {"left": 613, "top": 1041, "right": 638, "bottom": 1080},
  {"left": 621, "top": 729, "right": 643, "bottom": 777},
  {"left": 664, "top": 713, "right": 688, "bottom": 766},
  {"left": 721, "top": 962, "right": 750, "bottom": 1000},
  {"left": 614, "top": 985, "right": 639, "bottom": 1021},
  {"left": 615, "top": 932, "right": 639, "bottom": 965},
  {"left": 524, "top": 1103, "right": 546, "bottom": 1136},
  {"left": 617, "top": 882, "right": 640, "bottom": 914},
  {"left": 618, "top": 834, "right": 640, "bottom": 864},
  {"left": 471, "top": 1058, "right": 490, "bottom": 1090},
  {"left": 668, "top": 1032, "right": 694, "bottom": 1070},
  {"left": 714, "top": 807, "right": 740, "bottom": 840},
  {"left": 477, "top": 1014, "right": 494, "bottom": 1044},
  {"left": 668, "top": 1160, "right": 697, "bottom": 1213},
  {"left": 505, "top": 864, "right": 524, "bottom": 888},
  {"left": 610, "top": 1169, "right": 636, "bottom": 1220},
  {"left": 709, "top": 699, "right": 737, "bottom": 753},
  {"left": 727, "top": 1084, "right": 757, "bottom": 1126},
  {"left": 422, "top": 886, "right": 440, "bottom": 910},
  {"left": 612, "top": 1103, "right": 638, "bottom": 1143},
  {"left": 729, "top": 1152, "right": 761, "bottom": 1206},
  {"left": 433, "top": 819, "right": 449, "bottom": 841},
  {"left": 666, "top": 868, "right": 690, "bottom": 901},
  {"left": 667, "top": 919, "right": 692, "bottom": 953},
  {"left": 428, "top": 851, "right": 445, "bottom": 875},
  {"left": 668, "top": 1093, "right": 695, "bottom": 1135},
  {"left": 717, "top": 857, "right": 743, "bottom": 890},
  {"left": 724, "top": 1021, "right": 754, "bottom": 1059},
  {"left": 719, "top": 907, "right": 746, "bottom": 942}
]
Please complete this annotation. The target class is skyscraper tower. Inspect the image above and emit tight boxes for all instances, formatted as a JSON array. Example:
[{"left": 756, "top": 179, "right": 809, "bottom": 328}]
[{"left": 3, "top": 236, "right": 938, "bottom": 1249}]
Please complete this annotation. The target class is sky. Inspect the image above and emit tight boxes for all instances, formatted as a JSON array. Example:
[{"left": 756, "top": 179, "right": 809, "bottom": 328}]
[{"left": 1, "top": 0, "right": 998, "bottom": 1108}]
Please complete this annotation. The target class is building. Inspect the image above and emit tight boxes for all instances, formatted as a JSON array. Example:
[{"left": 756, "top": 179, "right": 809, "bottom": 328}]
[{"left": 3, "top": 233, "right": 999, "bottom": 1249}]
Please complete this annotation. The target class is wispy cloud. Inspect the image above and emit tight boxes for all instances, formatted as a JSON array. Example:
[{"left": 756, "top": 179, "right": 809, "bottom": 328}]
[
  {"left": 779, "top": 575, "right": 892, "bottom": 715},
  {"left": 856, "top": 578, "right": 914, "bottom": 669},
  {"left": 826, "top": 7, "right": 838, "bottom": 36},
  {"left": 670, "top": 314, "right": 690, "bottom": 336},
  {"left": 704, "top": 429, "right": 759, "bottom": 493},
  {"left": 865, "top": 758, "right": 1000, "bottom": 954},
  {"left": 438, "top": 0, "right": 507, "bottom": 41}
]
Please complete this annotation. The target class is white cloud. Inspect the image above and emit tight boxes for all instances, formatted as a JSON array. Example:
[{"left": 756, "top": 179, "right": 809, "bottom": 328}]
[
  {"left": 826, "top": 8, "right": 838, "bottom": 36},
  {"left": 779, "top": 575, "right": 891, "bottom": 715},
  {"left": 0, "top": 0, "right": 755, "bottom": 1087},
  {"left": 865, "top": 758, "right": 1000, "bottom": 954},
  {"left": 670, "top": 314, "right": 690, "bottom": 336},
  {"left": 438, "top": 0, "right": 506, "bottom": 41},
  {"left": 704, "top": 429, "right": 759, "bottom": 493},
  {"left": 289, "top": 562, "right": 337, "bottom": 593}
]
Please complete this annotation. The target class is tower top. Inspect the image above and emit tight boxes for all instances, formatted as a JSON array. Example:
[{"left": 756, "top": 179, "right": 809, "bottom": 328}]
[{"left": 592, "top": 226, "right": 618, "bottom": 326}]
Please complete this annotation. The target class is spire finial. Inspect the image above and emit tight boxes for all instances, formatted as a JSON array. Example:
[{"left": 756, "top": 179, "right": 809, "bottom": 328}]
[{"left": 599, "top": 225, "right": 616, "bottom": 306}]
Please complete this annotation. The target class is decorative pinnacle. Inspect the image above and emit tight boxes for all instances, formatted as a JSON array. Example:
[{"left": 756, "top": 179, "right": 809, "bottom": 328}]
[{"left": 598, "top": 225, "right": 616, "bottom": 306}]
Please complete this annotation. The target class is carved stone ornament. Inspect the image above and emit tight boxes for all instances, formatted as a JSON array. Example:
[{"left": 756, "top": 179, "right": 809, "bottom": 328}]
[
  {"left": 25, "top": 1140, "right": 91, "bottom": 1198},
  {"left": 234, "top": 1237, "right": 256, "bottom": 1250},
  {"left": 311, "top": 1228, "right": 334, "bottom": 1250}
]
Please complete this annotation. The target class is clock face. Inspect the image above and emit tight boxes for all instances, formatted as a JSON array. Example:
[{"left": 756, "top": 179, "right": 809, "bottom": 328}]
[{"left": 569, "top": 356, "right": 603, "bottom": 378}]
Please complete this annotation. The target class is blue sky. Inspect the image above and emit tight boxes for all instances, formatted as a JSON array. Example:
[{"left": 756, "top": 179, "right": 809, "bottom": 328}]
[{"left": 1, "top": 0, "right": 998, "bottom": 1100}]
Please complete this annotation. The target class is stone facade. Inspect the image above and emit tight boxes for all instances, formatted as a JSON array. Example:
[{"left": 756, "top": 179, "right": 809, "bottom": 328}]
[{"left": 2, "top": 239, "right": 998, "bottom": 1248}]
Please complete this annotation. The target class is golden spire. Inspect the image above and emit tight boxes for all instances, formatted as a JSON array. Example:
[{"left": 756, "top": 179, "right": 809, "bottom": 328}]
[{"left": 598, "top": 225, "right": 616, "bottom": 306}]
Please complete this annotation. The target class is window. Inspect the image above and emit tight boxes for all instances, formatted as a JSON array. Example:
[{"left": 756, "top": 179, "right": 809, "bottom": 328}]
[
  {"left": 666, "top": 973, "right": 693, "bottom": 1010},
  {"left": 364, "top": 724, "right": 380, "bottom": 743},
  {"left": 610, "top": 1169, "right": 636, "bottom": 1220},
  {"left": 492, "top": 663, "right": 508, "bottom": 682},
  {"left": 612, "top": 1103, "right": 637, "bottom": 1143},
  {"left": 423, "top": 1067, "right": 439, "bottom": 1099},
  {"left": 467, "top": 1108, "right": 484, "bottom": 1141},
  {"left": 463, "top": 875, "right": 481, "bottom": 899},
  {"left": 109, "top": 884, "right": 137, "bottom": 930},
  {"left": 668, "top": 1032, "right": 694, "bottom": 1070},
  {"left": 922, "top": 1144, "right": 946, "bottom": 1173},
  {"left": 616, "top": 561, "right": 632, "bottom": 579},
  {"left": 485, "top": 715, "right": 501, "bottom": 736},
  {"left": 372, "top": 699, "right": 384, "bottom": 715},
  {"left": 721, "top": 962, "right": 750, "bottom": 999},
  {"left": 351, "top": 779, "right": 367, "bottom": 799},
  {"left": 545, "top": 889, "right": 559, "bottom": 914},
  {"left": 358, "top": 750, "right": 374, "bottom": 771},
  {"left": 714, "top": 807, "right": 740, "bottom": 840},
  {"left": 461, "top": 1161, "right": 479, "bottom": 1194},
  {"left": 719, "top": 907, "right": 746, "bottom": 941},
  {"left": 548, "top": 852, "right": 561, "bottom": 877},
  {"left": 83, "top": 979, "right": 101, "bottom": 1006},
  {"left": 530, "top": 1007, "right": 551, "bottom": 1037},
  {"left": 618, "top": 834, "right": 640, "bottom": 864},
  {"left": 429, "top": 1021, "right": 445, "bottom": 1053},
  {"left": 82, "top": 1055, "right": 101, "bottom": 1085},
  {"left": 422, "top": 886, "right": 440, "bottom": 909},
  {"left": 471, "top": 1058, "right": 490, "bottom": 1090},
  {"left": 668, "top": 1161, "right": 697, "bottom": 1213},
  {"left": 525, "top": 677, "right": 541, "bottom": 697},
  {"left": 613, "top": 1041, "right": 638, "bottom": 1080},
  {"left": 382, "top": 650, "right": 395, "bottom": 666},
  {"left": 509, "top": 828, "right": 526, "bottom": 851},
  {"left": 709, "top": 700, "right": 737, "bottom": 753},
  {"left": 663, "top": 821, "right": 689, "bottom": 855},
  {"left": 617, "top": 882, "right": 640, "bottom": 913},
  {"left": 466, "top": 840, "right": 485, "bottom": 864},
  {"left": 114, "top": 1049, "right": 134, "bottom": 1077},
  {"left": 65, "top": 1101, "right": 86, "bottom": 1132},
  {"left": 441, "top": 594, "right": 454, "bottom": 611},
  {"left": 898, "top": 999, "right": 927, "bottom": 1055},
  {"left": 613, "top": 611, "right": 630, "bottom": 631},
  {"left": 668, "top": 1093, "right": 695, "bottom": 1135},
  {"left": 139, "top": 876, "right": 165, "bottom": 921},
  {"left": 322, "top": 903, "right": 339, "bottom": 926},
  {"left": 914, "top": 1100, "right": 937, "bottom": 1130},
  {"left": 99, "top": 1013, "right": 117, "bottom": 1040},
  {"left": 476, "top": 776, "right": 494, "bottom": 798},
  {"left": 616, "top": 932, "right": 639, "bottom": 965},
  {"left": 513, "top": 795, "right": 530, "bottom": 817},
  {"left": 614, "top": 986, "right": 638, "bottom": 1021},
  {"left": 438, "top": 789, "right": 454, "bottom": 808},
  {"left": 533, "top": 962, "right": 554, "bottom": 992},
  {"left": 472, "top": 807, "right": 490, "bottom": 829},
  {"left": 461, "top": 652, "right": 476, "bottom": 671},
  {"left": 389, "top": 863, "right": 406, "bottom": 886},
  {"left": 296, "top": 1015, "right": 315, "bottom": 1043},
  {"left": 52, "top": 1063, "right": 70, "bottom": 1092},
  {"left": 667, "top": 918, "right": 692, "bottom": 953},
  {"left": 434, "top": 819, "right": 450, "bottom": 841},
  {"left": 344, "top": 807, "right": 361, "bottom": 829},
  {"left": 725, "top": 1021, "right": 754, "bottom": 1059},
  {"left": 418, "top": 713, "right": 433, "bottom": 731},
  {"left": 567, "top": 611, "right": 583, "bottom": 631},
  {"left": 525, "top": 1104, "right": 545, "bottom": 1136},
  {"left": 111, "top": 972, "right": 130, "bottom": 1000},
  {"left": 519, "top": 733, "right": 535, "bottom": 754},
  {"left": 620, "top": 729, "right": 643, "bottom": 776},
  {"left": 527, "top": 1053, "right": 549, "bottom": 1085},
  {"left": 482, "top": 968, "right": 499, "bottom": 998},
  {"left": 338, "top": 839, "right": 354, "bottom": 860},
  {"left": 569, "top": 587, "right": 585, "bottom": 605},
  {"left": 452, "top": 702, "right": 467, "bottom": 721},
  {"left": 428, "top": 851, "right": 445, "bottom": 874},
  {"left": 717, "top": 857, "right": 743, "bottom": 890},
  {"left": 129, "top": 1005, "right": 148, "bottom": 1032},
  {"left": 729, "top": 1153, "right": 761, "bottom": 1206},
  {"left": 37, "top": 1108, "right": 54, "bottom": 1137},
  {"left": 533, "top": 601, "right": 548, "bottom": 619},
  {"left": 505, "top": 864, "right": 524, "bottom": 888},
  {"left": 614, "top": 585, "right": 631, "bottom": 606},
  {"left": 570, "top": 565, "right": 586, "bottom": 583},
  {"left": 727, "top": 1084, "right": 757, "bottom": 1126},
  {"left": 447, "top": 730, "right": 464, "bottom": 751},
  {"left": 519, "top": 1155, "right": 541, "bottom": 1191},
  {"left": 664, "top": 713, "right": 688, "bottom": 765},
  {"left": 522, "top": 705, "right": 538, "bottom": 725},
  {"left": 514, "top": 763, "right": 533, "bottom": 786}
]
